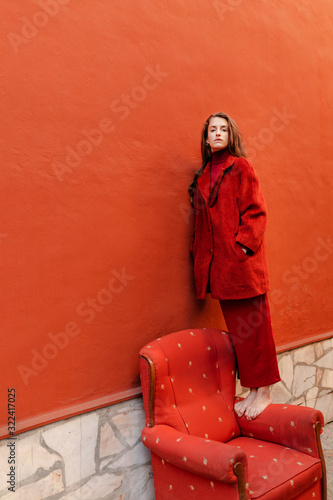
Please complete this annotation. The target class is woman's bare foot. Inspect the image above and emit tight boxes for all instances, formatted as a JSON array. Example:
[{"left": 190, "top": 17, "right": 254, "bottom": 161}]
[
  {"left": 245, "top": 386, "right": 272, "bottom": 420},
  {"left": 234, "top": 388, "right": 257, "bottom": 417}
]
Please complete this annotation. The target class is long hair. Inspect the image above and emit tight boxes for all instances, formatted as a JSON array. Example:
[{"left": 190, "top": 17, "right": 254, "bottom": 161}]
[{"left": 188, "top": 112, "right": 247, "bottom": 204}]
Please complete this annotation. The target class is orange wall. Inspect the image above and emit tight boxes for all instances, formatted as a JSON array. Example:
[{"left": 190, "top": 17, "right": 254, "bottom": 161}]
[{"left": 1, "top": 1, "right": 333, "bottom": 435}]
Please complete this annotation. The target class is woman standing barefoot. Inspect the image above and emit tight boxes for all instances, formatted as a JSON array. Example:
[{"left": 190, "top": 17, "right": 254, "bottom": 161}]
[{"left": 189, "top": 112, "right": 280, "bottom": 420}]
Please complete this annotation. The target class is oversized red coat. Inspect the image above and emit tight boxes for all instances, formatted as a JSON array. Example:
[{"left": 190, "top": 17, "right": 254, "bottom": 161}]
[{"left": 191, "top": 154, "right": 270, "bottom": 300}]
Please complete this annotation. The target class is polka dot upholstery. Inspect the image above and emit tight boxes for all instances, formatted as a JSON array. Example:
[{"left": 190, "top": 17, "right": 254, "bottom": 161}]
[{"left": 139, "top": 329, "right": 327, "bottom": 499}]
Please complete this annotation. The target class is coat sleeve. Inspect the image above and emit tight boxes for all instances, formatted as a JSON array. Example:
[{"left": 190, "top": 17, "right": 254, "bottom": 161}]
[{"left": 235, "top": 159, "right": 267, "bottom": 253}]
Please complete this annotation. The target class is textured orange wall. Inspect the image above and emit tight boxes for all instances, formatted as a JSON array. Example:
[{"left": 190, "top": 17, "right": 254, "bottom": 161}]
[{"left": 1, "top": 0, "right": 333, "bottom": 435}]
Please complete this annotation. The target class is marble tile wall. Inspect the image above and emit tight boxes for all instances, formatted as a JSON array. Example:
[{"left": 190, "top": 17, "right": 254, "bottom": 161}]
[
  {"left": 0, "top": 399, "right": 154, "bottom": 500},
  {"left": 0, "top": 337, "right": 331, "bottom": 499},
  {"left": 236, "top": 337, "right": 333, "bottom": 423}
]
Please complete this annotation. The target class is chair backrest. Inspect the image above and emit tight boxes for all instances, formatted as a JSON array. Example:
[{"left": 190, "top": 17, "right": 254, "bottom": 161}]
[{"left": 139, "top": 328, "right": 241, "bottom": 443}]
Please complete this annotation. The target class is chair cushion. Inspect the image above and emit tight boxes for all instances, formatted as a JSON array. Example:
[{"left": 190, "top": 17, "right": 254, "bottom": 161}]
[
  {"left": 140, "top": 329, "right": 240, "bottom": 442},
  {"left": 229, "top": 436, "right": 322, "bottom": 499}
]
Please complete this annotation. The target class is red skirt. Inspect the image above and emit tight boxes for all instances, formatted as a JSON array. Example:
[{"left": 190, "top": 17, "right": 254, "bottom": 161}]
[{"left": 219, "top": 294, "right": 281, "bottom": 388}]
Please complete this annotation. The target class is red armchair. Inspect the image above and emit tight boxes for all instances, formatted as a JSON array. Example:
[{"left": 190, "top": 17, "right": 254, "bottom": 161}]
[{"left": 139, "top": 328, "right": 327, "bottom": 499}]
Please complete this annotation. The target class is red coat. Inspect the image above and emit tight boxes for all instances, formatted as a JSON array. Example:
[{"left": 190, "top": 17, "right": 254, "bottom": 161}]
[{"left": 191, "top": 154, "right": 270, "bottom": 300}]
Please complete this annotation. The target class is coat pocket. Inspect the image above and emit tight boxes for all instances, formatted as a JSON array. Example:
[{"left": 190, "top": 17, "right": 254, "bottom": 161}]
[{"left": 233, "top": 240, "right": 250, "bottom": 262}]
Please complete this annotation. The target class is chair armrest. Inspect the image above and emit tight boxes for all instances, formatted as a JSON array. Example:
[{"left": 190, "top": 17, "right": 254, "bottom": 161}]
[
  {"left": 142, "top": 424, "right": 248, "bottom": 484},
  {"left": 235, "top": 402, "right": 324, "bottom": 459}
]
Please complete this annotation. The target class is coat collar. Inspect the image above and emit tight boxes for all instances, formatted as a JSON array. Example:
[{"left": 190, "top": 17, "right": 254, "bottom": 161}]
[{"left": 197, "top": 154, "right": 236, "bottom": 207}]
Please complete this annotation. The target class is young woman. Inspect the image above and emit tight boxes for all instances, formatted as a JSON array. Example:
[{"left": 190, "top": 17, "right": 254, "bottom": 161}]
[{"left": 189, "top": 112, "right": 280, "bottom": 420}]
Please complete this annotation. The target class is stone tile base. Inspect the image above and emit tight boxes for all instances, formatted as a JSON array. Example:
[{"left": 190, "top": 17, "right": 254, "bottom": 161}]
[
  {"left": 236, "top": 337, "right": 333, "bottom": 423},
  {"left": 0, "top": 337, "right": 331, "bottom": 499},
  {"left": 0, "top": 399, "right": 155, "bottom": 500}
]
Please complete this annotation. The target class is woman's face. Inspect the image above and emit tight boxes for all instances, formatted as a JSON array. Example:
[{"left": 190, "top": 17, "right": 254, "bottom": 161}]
[{"left": 206, "top": 117, "right": 229, "bottom": 152}]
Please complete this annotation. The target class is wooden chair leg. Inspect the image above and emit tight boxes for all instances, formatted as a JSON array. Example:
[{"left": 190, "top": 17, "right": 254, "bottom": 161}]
[
  {"left": 315, "top": 421, "right": 327, "bottom": 500},
  {"left": 234, "top": 461, "right": 247, "bottom": 500}
]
